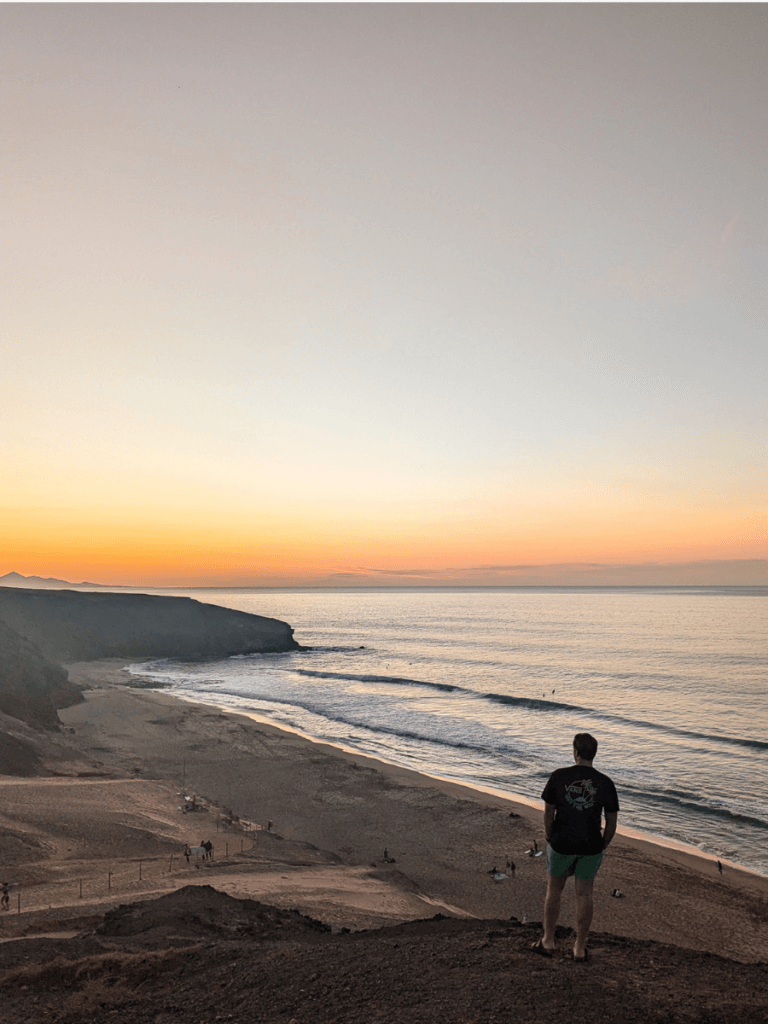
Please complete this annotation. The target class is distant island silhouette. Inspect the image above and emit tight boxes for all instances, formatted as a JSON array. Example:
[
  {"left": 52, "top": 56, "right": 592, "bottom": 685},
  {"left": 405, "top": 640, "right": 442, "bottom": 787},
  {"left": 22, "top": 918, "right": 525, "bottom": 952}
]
[{"left": 0, "top": 571, "right": 113, "bottom": 590}]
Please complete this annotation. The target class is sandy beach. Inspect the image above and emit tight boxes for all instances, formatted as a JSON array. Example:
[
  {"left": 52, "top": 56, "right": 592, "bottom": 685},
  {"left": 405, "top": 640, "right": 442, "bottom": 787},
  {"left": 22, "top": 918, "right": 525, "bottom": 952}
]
[{"left": 0, "top": 658, "right": 762, "bottom": 969}]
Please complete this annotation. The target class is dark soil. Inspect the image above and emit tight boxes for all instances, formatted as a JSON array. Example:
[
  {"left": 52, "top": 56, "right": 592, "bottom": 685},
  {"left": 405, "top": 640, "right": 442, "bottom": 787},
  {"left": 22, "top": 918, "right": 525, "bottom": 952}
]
[{"left": 0, "top": 886, "right": 765, "bottom": 1024}]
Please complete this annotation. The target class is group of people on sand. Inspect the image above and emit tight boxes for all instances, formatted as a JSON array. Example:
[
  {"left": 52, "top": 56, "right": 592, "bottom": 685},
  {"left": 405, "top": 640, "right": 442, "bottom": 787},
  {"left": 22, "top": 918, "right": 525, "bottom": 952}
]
[
  {"left": 183, "top": 839, "right": 214, "bottom": 863},
  {"left": 532, "top": 732, "right": 620, "bottom": 962}
]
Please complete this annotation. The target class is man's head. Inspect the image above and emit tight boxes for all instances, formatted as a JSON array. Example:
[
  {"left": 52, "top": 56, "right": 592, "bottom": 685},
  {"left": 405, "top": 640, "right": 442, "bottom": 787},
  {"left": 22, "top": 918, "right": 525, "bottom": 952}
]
[{"left": 573, "top": 732, "right": 598, "bottom": 762}]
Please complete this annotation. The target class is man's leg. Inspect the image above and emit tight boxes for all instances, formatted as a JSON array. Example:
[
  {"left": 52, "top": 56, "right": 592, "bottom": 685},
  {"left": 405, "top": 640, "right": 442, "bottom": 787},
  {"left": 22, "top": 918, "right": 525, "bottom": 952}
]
[
  {"left": 542, "top": 872, "right": 568, "bottom": 950},
  {"left": 573, "top": 876, "right": 595, "bottom": 958}
]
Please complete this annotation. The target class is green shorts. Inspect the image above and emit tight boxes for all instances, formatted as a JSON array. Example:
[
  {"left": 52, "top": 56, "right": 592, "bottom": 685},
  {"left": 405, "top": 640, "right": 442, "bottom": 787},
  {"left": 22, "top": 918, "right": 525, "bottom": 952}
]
[{"left": 546, "top": 845, "right": 604, "bottom": 880}]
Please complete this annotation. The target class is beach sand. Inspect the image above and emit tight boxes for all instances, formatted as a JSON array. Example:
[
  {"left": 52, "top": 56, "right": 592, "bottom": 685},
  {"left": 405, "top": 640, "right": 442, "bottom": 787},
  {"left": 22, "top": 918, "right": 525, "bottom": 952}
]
[{"left": 2, "top": 659, "right": 766, "bottom": 966}]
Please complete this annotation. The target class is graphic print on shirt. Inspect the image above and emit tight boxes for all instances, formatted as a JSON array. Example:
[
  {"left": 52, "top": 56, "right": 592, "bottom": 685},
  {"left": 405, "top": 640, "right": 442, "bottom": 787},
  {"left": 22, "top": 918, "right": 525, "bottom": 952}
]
[{"left": 565, "top": 779, "right": 597, "bottom": 812}]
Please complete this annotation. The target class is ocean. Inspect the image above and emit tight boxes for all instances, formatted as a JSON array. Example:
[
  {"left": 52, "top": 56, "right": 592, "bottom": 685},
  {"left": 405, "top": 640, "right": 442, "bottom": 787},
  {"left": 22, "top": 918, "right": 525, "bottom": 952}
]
[{"left": 128, "top": 587, "right": 768, "bottom": 876}]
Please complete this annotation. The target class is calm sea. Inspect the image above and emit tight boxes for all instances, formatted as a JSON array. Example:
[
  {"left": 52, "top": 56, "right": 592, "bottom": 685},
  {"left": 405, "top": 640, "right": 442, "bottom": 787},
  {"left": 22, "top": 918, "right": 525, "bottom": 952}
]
[{"left": 129, "top": 587, "right": 768, "bottom": 875}]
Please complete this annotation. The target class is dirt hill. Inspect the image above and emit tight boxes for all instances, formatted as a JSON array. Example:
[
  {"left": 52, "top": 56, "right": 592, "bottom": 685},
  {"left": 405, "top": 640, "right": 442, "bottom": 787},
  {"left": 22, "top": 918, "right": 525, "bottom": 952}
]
[{"left": 0, "top": 886, "right": 764, "bottom": 1024}]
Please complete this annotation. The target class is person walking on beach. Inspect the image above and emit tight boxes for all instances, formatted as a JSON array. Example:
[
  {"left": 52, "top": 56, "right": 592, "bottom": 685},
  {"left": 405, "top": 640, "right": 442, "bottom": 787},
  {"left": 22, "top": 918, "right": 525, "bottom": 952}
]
[{"left": 532, "top": 733, "right": 619, "bottom": 961}]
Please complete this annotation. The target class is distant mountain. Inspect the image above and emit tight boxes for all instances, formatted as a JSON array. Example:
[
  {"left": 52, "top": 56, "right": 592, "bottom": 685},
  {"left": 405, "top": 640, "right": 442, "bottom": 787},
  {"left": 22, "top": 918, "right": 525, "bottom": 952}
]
[{"left": 0, "top": 572, "right": 109, "bottom": 590}]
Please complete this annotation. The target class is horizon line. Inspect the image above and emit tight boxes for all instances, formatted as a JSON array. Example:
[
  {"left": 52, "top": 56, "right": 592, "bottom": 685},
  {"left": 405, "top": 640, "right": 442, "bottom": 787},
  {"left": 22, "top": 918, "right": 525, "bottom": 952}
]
[{"left": 2, "top": 558, "right": 768, "bottom": 592}]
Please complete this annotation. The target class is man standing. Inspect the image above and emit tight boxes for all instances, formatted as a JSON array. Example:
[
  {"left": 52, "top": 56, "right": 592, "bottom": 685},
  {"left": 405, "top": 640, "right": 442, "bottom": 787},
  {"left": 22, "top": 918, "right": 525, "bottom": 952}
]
[{"left": 533, "top": 733, "right": 619, "bottom": 961}]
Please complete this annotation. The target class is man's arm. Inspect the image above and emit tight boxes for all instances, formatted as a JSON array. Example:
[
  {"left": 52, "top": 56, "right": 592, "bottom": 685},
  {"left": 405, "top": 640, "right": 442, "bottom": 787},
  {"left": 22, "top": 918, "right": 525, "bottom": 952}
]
[
  {"left": 544, "top": 802, "right": 556, "bottom": 845},
  {"left": 603, "top": 811, "right": 618, "bottom": 848}
]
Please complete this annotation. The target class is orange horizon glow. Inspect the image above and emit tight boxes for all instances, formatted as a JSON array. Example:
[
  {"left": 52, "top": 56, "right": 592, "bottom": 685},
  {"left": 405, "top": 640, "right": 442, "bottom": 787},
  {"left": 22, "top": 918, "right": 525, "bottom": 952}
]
[{"left": 3, "top": 500, "right": 766, "bottom": 588}]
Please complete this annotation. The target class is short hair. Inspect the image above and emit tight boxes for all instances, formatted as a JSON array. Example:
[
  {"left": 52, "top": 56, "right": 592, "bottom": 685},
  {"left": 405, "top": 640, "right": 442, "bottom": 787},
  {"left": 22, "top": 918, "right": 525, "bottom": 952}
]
[{"left": 573, "top": 733, "right": 598, "bottom": 761}]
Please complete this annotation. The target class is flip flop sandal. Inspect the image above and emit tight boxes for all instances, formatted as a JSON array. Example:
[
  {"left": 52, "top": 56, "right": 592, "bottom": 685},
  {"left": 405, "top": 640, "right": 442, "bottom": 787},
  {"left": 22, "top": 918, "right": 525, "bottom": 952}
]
[{"left": 531, "top": 939, "right": 554, "bottom": 957}]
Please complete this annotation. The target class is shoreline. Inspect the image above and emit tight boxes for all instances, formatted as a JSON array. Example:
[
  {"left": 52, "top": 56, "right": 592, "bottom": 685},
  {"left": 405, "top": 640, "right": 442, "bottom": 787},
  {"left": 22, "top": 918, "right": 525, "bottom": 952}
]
[
  {"left": 217, "top": 703, "right": 767, "bottom": 885},
  {"left": 125, "top": 662, "right": 766, "bottom": 886},
  {"left": 53, "top": 659, "right": 768, "bottom": 962}
]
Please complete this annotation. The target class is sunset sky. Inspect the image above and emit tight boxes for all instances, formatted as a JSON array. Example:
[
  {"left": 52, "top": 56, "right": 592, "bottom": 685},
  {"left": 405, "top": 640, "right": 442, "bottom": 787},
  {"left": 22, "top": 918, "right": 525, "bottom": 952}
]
[{"left": 3, "top": 4, "right": 767, "bottom": 587}]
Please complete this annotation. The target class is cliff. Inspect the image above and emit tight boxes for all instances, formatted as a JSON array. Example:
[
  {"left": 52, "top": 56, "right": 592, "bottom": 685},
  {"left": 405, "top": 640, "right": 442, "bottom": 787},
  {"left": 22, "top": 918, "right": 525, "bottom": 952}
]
[
  {"left": 0, "top": 618, "right": 83, "bottom": 730},
  {"left": 0, "top": 587, "right": 299, "bottom": 664}
]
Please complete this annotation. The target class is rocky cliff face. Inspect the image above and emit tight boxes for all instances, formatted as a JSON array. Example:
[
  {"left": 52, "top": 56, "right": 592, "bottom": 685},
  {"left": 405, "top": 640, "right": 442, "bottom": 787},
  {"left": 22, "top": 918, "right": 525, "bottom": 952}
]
[
  {"left": 0, "top": 619, "right": 83, "bottom": 730},
  {"left": 0, "top": 588, "right": 299, "bottom": 664}
]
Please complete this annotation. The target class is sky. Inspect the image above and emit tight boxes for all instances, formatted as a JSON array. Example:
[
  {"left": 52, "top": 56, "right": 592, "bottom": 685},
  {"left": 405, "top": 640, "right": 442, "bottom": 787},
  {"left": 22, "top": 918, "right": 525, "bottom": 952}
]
[{"left": 2, "top": 3, "right": 767, "bottom": 587}]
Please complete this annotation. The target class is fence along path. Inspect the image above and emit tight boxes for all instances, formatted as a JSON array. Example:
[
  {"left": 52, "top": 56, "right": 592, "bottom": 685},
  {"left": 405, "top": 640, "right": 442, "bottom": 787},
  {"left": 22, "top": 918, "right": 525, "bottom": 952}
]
[
  {"left": 0, "top": 825, "right": 277, "bottom": 930},
  {"left": 0, "top": 776, "right": 275, "bottom": 930}
]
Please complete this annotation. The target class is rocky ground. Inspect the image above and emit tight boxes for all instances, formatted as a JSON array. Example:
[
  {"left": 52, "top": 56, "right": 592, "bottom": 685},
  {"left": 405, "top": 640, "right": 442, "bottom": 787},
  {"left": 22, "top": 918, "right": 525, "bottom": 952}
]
[{"left": 0, "top": 886, "right": 766, "bottom": 1024}]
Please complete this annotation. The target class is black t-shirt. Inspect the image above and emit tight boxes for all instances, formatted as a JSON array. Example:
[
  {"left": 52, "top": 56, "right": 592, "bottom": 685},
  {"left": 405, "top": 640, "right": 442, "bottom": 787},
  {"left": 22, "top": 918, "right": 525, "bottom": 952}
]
[{"left": 541, "top": 764, "right": 620, "bottom": 856}]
